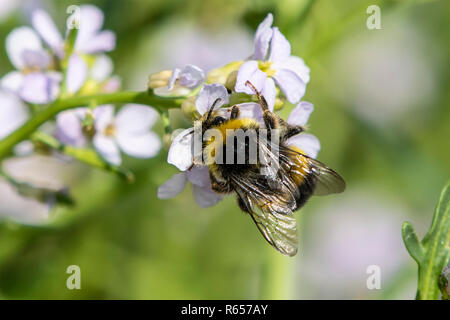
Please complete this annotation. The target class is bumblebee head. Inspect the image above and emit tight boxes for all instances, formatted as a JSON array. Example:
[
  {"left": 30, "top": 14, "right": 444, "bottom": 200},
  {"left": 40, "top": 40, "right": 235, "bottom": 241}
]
[{"left": 199, "top": 97, "right": 226, "bottom": 132}]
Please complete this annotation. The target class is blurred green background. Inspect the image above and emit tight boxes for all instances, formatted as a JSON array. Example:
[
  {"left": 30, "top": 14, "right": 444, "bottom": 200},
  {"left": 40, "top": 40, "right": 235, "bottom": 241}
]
[{"left": 0, "top": 0, "right": 449, "bottom": 299}]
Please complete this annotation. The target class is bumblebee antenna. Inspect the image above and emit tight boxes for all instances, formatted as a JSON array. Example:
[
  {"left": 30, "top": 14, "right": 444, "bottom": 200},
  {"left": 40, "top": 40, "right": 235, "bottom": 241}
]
[
  {"left": 245, "top": 81, "right": 269, "bottom": 112},
  {"left": 205, "top": 97, "right": 222, "bottom": 122}
]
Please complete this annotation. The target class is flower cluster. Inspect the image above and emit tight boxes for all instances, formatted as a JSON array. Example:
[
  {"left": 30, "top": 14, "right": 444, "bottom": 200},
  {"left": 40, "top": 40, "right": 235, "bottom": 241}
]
[
  {"left": 0, "top": 7, "right": 319, "bottom": 222},
  {"left": 0, "top": 5, "right": 161, "bottom": 223},
  {"left": 156, "top": 14, "right": 319, "bottom": 208}
]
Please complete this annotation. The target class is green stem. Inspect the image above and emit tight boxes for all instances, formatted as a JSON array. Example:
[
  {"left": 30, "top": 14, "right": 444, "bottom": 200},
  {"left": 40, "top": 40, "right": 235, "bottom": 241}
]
[
  {"left": 0, "top": 91, "right": 182, "bottom": 159},
  {"left": 31, "top": 131, "right": 134, "bottom": 182},
  {"left": 261, "top": 250, "right": 293, "bottom": 299}
]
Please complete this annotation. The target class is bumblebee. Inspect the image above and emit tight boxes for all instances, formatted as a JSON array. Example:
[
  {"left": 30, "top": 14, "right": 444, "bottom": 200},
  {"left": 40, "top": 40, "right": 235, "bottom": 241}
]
[{"left": 195, "top": 81, "right": 345, "bottom": 256}]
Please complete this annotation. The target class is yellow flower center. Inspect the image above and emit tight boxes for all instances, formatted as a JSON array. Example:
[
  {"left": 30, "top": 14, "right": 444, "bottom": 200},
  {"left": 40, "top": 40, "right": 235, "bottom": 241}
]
[
  {"left": 104, "top": 123, "right": 116, "bottom": 137},
  {"left": 258, "top": 61, "right": 276, "bottom": 77},
  {"left": 22, "top": 66, "right": 41, "bottom": 75}
]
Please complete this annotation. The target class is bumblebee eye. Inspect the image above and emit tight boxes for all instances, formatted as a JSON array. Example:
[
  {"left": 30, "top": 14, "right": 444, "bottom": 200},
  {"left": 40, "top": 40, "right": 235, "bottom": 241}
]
[{"left": 211, "top": 116, "right": 226, "bottom": 126}]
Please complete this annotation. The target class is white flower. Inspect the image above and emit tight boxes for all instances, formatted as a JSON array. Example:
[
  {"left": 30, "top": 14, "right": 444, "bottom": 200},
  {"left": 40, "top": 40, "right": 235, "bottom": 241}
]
[
  {"left": 1, "top": 27, "right": 62, "bottom": 104},
  {"left": 56, "top": 107, "right": 91, "bottom": 147},
  {"left": 153, "top": 64, "right": 205, "bottom": 96},
  {"left": 32, "top": 5, "right": 116, "bottom": 95},
  {"left": 67, "top": 54, "right": 120, "bottom": 95},
  {"left": 160, "top": 84, "right": 230, "bottom": 208},
  {"left": 168, "top": 65, "right": 205, "bottom": 90},
  {"left": 0, "top": 155, "right": 73, "bottom": 225},
  {"left": 1, "top": 5, "right": 116, "bottom": 103},
  {"left": 167, "top": 83, "right": 229, "bottom": 171},
  {"left": 157, "top": 165, "right": 222, "bottom": 208},
  {"left": 32, "top": 5, "right": 115, "bottom": 56},
  {"left": 0, "top": 89, "right": 29, "bottom": 139},
  {"left": 57, "top": 104, "right": 161, "bottom": 164},
  {"left": 93, "top": 104, "right": 161, "bottom": 165},
  {"left": 285, "top": 102, "right": 320, "bottom": 158},
  {"left": 235, "top": 13, "right": 310, "bottom": 110}
]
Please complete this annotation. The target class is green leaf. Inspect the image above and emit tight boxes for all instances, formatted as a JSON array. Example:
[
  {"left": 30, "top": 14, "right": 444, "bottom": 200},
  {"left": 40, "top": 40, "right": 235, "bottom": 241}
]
[
  {"left": 402, "top": 181, "right": 450, "bottom": 300},
  {"left": 401, "top": 222, "right": 424, "bottom": 263}
]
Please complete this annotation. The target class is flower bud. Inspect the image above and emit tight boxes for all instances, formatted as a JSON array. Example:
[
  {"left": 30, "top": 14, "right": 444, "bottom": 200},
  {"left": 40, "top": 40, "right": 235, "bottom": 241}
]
[
  {"left": 207, "top": 61, "right": 243, "bottom": 86},
  {"left": 274, "top": 97, "right": 285, "bottom": 111},
  {"left": 225, "top": 70, "right": 238, "bottom": 92},
  {"left": 148, "top": 70, "right": 173, "bottom": 89}
]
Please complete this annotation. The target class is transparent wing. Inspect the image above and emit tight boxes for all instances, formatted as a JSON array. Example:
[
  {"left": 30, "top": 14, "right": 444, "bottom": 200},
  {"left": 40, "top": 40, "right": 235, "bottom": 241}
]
[
  {"left": 231, "top": 173, "right": 298, "bottom": 256},
  {"left": 280, "top": 145, "right": 346, "bottom": 196}
]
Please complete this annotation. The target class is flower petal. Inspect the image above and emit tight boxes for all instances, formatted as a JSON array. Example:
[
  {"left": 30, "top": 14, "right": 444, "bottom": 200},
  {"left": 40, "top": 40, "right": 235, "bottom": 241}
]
[
  {"left": 78, "top": 30, "right": 116, "bottom": 54},
  {"left": 195, "top": 83, "right": 229, "bottom": 115},
  {"left": 168, "top": 68, "right": 181, "bottom": 90},
  {"left": 253, "top": 13, "right": 273, "bottom": 60},
  {"left": 157, "top": 173, "right": 187, "bottom": 199},
  {"left": 102, "top": 76, "right": 121, "bottom": 93},
  {"left": 6, "top": 27, "right": 42, "bottom": 70},
  {"left": 0, "top": 90, "right": 29, "bottom": 139},
  {"left": 93, "top": 134, "right": 121, "bottom": 165},
  {"left": 286, "top": 133, "right": 320, "bottom": 158},
  {"left": 185, "top": 166, "right": 211, "bottom": 188},
  {"left": 76, "top": 4, "right": 104, "bottom": 49},
  {"left": 192, "top": 185, "right": 222, "bottom": 208},
  {"left": 179, "top": 65, "right": 205, "bottom": 88},
  {"left": 116, "top": 131, "right": 161, "bottom": 159},
  {"left": 115, "top": 104, "right": 159, "bottom": 134},
  {"left": 0, "top": 179, "right": 51, "bottom": 225},
  {"left": 269, "top": 27, "right": 291, "bottom": 63},
  {"left": 220, "top": 102, "right": 263, "bottom": 123},
  {"left": 56, "top": 109, "right": 86, "bottom": 147},
  {"left": 235, "top": 60, "right": 267, "bottom": 95},
  {"left": 22, "top": 50, "right": 51, "bottom": 69},
  {"left": 1, "top": 71, "right": 24, "bottom": 93},
  {"left": 287, "top": 101, "right": 314, "bottom": 126},
  {"left": 31, "top": 9, "right": 63, "bottom": 57},
  {"left": 93, "top": 105, "right": 114, "bottom": 132},
  {"left": 20, "top": 72, "right": 60, "bottom": 104},
  {"left": 273, "top": 68, "right": 306, "bottom": 104},
  {"left": 90, "top": 54, "right": 113, "bottom": 82},
  {"left": 167, "top": 128, "right": 194, "bottom": 171},
  {"left": 66, "top": 54, "right": 88, "bottom": 94},
  {"left": 276, "top": 55, "right": 310, "bottom": 84},
  {"left": 262, "top": 77, "right": 276, "bottom": 111}
]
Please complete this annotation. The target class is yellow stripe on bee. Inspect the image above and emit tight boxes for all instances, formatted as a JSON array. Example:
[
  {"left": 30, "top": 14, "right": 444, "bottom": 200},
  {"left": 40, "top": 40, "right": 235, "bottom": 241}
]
[
  {"left": 287, "top": 146, "right": 310, "bottom": 186},
  {"left": 215, "top": 118, "right": 260, "bottom": 140}
]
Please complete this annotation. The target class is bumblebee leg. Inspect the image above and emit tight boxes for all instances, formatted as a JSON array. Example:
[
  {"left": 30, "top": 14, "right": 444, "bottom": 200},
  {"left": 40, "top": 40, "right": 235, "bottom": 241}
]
[
  {"left": 245, "top": 81, "right": 269, "bottom": 111},
  {"left": 282, "top": 122, "right": 305, "bottom": 141},
  {"left": 230, "top": 105, "right": 240, "bottom": 120},
  {"left": 262, "top": 110, "right": 278, "bottom": 131},
  {"left": 210, "top": 172, "right": 233, "bottom": 194},
  {"left": 244, "top": 80, "right": 278, "bottom": 131}
]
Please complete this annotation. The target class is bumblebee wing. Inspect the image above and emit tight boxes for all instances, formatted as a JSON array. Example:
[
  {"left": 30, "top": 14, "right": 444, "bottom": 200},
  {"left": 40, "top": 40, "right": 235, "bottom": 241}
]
[
  {"left": 280, "top": 145, "right": 346, "bottom": 196},
  {"left": 231, "top": 173, "right": 298, "bottom": 256}
]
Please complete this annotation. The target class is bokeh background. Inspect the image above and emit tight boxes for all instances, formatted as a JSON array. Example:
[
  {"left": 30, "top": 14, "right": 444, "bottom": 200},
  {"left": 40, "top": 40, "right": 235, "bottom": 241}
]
[{"left": 0, "top": 0, "right": 449, "bottom": 299}]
